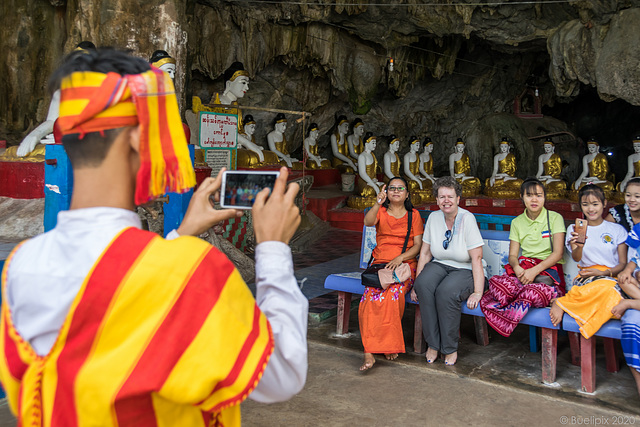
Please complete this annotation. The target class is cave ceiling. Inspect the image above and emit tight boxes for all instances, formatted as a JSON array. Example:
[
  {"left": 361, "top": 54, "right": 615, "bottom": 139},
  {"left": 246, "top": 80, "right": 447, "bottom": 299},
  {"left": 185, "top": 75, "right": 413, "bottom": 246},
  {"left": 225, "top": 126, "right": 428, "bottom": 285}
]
[{"left": 2, "top": 0, "right": 640, "bottom": 180}]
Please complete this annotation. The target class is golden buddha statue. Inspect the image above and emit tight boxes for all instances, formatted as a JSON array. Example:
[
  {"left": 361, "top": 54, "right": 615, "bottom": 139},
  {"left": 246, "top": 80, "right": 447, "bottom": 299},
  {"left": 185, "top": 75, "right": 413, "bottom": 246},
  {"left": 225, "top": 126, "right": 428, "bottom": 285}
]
[
  {"left": 267, "top": 113, "right": 302, "bottom": 170},
  {"left": 404, "top": 137, "right": 432, "bottom": 205},
  {"left": 535, "top": 138, "right": 566, "bottom": 200},
  {"left": 236, "top": 115, "right": 281, "bottom": 169},
  {"left": 448, "top": 138, "right": 481, "bottom": 197},
  {"left": 304, "top": 123, "right": 331, "bottom": 169},
  {"left": 330, "top": 115, "right": 357, "bottom": 174},
  {"left": 347, "top": 118, "right": 364, "bottom": 163},
  {"left": 347, "top": 133, "right": 383, "bottom": 209},
  {"left": 383, "top": 135, "right": 401, "bottom": 184},
  {"left": 419, "top": 137, "right": 437, "bottom": 198},
  {"left": 484, "top": 137, "right": 523, "bottom": 199},
  {"left": 569, "top": 138, "right": 615, "bottom": 201}
]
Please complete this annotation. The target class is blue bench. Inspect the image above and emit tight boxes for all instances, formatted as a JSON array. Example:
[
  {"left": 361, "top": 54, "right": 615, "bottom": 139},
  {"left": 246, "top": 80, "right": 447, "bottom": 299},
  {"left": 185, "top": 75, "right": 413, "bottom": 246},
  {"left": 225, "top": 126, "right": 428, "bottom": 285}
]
[{"left": 324, "top": 223, "right": 565, "bottom": 383}]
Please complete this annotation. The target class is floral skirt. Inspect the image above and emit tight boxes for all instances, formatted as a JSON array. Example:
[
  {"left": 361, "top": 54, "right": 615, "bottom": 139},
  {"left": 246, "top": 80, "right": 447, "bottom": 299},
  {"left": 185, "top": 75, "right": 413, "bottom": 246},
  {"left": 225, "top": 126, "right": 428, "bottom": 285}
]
[{"left": 358, "top": 277, "right": 412, "bottom": 354}]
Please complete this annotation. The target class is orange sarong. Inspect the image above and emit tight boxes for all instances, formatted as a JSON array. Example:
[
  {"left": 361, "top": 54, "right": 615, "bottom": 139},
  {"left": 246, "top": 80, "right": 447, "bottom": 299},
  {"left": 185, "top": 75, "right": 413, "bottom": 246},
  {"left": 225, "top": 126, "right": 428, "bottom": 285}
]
[{"left": 555, "top": 265, "right": 622, "bottom": 339}]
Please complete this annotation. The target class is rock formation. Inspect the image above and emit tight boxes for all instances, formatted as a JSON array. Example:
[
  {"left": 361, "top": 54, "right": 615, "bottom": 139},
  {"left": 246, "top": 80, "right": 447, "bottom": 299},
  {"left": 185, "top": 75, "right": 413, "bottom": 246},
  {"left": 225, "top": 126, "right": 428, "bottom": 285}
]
[{"left": 2, "top": 0, "right": 640, "bottom": 183}]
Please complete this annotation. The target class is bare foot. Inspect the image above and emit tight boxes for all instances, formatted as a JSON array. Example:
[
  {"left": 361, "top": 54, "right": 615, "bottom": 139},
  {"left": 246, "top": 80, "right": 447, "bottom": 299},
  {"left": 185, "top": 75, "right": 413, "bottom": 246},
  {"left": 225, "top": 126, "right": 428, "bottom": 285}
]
[
  {"left": 549, "top": 299, "right": 563, "bottom": 326},
  {"left": 426, "top": 347, "right": 438, "bottom": 364},
  {"left": 360, "top": 353, "right": 375, "bottom": 371},
  {"left": 385, "top": 353, "right": 398, "bottom": 361},
  {"left": 444, "top": 352, "right": 458, "bottom": 366}
]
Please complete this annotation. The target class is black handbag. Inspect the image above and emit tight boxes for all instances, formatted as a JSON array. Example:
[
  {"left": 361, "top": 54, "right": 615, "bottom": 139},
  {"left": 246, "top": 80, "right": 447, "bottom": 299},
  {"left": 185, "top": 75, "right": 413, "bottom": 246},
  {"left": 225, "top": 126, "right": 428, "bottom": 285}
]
[{"left": 361, "top": 209, "right": 413, "bottom": 289}]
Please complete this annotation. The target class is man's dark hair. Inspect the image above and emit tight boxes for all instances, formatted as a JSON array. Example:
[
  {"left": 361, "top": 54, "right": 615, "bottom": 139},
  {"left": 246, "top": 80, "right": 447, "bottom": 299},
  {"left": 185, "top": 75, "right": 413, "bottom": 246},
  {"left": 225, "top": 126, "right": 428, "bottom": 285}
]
[{"left": 49, "top": 48, "right": 151, "bottom": 168}]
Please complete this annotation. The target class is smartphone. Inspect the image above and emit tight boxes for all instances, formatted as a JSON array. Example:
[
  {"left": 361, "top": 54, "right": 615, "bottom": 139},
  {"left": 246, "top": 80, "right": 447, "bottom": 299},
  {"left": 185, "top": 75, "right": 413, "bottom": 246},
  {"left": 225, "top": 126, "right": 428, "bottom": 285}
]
[
  {"left": 220, "top": 170, "right": 280, "bottom": 209},
  {"left": 574, "top": 218, "right": 587, "bottom": 244}
]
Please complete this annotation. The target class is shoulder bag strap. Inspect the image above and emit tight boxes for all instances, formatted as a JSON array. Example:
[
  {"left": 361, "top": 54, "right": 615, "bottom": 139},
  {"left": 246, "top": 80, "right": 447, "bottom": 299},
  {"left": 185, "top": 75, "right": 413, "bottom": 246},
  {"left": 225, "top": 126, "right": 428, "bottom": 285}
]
[{"left": 402, "top": 209, "right": 413, "bottom": 253}]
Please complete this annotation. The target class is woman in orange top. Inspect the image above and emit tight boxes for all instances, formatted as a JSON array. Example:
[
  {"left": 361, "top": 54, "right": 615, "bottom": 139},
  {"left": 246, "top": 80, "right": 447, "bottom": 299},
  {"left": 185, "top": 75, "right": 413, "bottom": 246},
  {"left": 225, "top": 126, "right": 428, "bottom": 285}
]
[{"left": 359, "top": 176, "right": 423, "bottom": 371}]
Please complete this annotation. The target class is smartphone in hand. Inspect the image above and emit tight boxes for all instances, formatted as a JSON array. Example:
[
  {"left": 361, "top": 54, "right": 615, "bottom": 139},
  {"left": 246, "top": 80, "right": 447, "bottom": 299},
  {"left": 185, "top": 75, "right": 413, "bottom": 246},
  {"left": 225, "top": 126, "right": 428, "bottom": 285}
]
[
  {"left": 574, "top": 218, "right": 587, "bottom": 244},
  {"left": 220, "top": 170, "right": 280, "bottom": 209}
]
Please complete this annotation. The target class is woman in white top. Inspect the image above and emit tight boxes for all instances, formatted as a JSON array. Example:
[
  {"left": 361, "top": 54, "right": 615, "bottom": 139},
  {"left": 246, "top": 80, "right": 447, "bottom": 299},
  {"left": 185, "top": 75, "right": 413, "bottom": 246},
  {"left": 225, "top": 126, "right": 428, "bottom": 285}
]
[{"left": 410, "top": 176, "right": 484, "bottom": 366}]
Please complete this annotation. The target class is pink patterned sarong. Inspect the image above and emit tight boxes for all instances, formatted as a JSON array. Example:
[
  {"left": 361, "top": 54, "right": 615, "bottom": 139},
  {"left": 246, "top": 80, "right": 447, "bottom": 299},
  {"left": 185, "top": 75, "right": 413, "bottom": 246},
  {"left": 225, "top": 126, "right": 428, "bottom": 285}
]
[{"left": 480, "top": 257, "right": 565, "bottom": 337}]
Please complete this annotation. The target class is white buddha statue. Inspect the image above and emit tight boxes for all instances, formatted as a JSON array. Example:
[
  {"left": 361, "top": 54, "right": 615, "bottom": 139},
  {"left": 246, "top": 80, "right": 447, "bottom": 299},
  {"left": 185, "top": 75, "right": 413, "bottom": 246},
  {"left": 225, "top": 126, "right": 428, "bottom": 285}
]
[
  {"left": 3, "top": 41, "right": 96, "bottom": 161},
  {"left": 267, "top": 113, "right": 302, "bottom": 170},
  {"left": 347, "top": 132, "right": 383, "bottom": 209},
  {"left": 150, "top": 49, "right": 176, "bottom": 80},
  {"left": 347, "top": 118, "right": 364, "bottom": 162},
  {"left": 618, "top": 136, "right": 640, "bottom": 193},
  {"left": 484, "top": 137, "right": 523, "bottom": 198},
  {"left": 237, "top": 115, "right": 280, "bottom": 168},
  {"left": 535, "top": 138, "right": 566, "bottom": 199},
  {"left": 448, "top": 138, "right": 481, "bottom": 197},
  {"left": 571, "top": 138, "right": 614, "bottom": 200},
  {"left": 383, "top": 135, "right": 401, "bottom": 183},
  {"left": 404, "top": 136, "right": 430, "bottom": 205},
  {"left": 330, "top": 115, "right": 357, "bottom": 173},
  {"left": 419, "top": 137, "right": 436, "bottom": 185},
  {"left": 304, "top": 123, "right": 331, "bottom": 169}
]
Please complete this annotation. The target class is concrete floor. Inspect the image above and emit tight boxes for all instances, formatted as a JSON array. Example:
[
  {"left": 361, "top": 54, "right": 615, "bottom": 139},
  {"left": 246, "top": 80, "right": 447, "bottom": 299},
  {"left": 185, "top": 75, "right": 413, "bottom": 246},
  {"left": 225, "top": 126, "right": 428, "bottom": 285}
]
[{"left": 243, "top": 341, "right": 639, "bottom": 426}]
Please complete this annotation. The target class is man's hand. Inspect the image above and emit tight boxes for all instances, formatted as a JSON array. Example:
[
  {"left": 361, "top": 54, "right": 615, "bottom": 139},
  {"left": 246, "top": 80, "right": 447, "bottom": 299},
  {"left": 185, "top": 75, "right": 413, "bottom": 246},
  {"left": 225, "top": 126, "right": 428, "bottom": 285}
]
[
  {"left": 253, "top": 167, "right": 301, "bottom": 244},
  {"left": 176, "top": 168, "right": 242, "bottom": 237}
]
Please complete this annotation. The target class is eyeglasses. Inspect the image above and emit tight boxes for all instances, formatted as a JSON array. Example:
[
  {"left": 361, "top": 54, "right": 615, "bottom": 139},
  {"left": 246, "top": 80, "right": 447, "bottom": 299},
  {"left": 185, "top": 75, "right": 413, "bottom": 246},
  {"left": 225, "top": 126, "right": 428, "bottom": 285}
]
[
  {"left": 388, "top": 186, "right": 406, "bottom": 192},
  {"left": 443, "top": 229, "right": 453, "bottom": 250}
]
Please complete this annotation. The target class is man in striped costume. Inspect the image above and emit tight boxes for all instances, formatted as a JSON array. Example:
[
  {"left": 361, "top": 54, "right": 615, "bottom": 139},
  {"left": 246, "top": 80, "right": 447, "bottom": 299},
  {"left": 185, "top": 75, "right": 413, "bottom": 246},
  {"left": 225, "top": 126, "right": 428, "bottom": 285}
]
[{"left": 0, "top": 49, "right": 308, "bottom": 426}]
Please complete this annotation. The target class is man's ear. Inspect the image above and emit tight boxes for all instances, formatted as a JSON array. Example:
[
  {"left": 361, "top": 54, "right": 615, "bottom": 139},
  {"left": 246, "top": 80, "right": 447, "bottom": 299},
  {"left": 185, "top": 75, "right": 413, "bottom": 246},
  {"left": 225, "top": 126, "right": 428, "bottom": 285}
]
[{"left": 129, "top": 126, "right": 141, "bottom": 153}]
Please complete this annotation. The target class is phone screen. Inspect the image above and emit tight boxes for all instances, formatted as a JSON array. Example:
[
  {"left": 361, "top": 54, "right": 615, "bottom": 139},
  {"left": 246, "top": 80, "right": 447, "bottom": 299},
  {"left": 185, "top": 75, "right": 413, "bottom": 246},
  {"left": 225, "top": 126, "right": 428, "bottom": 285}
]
[{"left": 221, "top": 171, "right": 280, "bottom": 209}]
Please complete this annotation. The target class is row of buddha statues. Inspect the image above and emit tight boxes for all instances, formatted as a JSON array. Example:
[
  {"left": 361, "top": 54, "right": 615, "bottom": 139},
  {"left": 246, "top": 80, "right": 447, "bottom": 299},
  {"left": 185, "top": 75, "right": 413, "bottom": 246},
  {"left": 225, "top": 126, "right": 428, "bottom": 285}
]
[{"left": 5, "top": 45, "right": 640, "bottom": 210}]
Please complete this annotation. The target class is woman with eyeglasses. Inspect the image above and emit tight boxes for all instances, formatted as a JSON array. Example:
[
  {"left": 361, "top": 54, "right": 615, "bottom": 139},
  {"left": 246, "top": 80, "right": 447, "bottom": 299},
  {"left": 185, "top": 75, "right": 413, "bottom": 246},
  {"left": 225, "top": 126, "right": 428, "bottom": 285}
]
[
  {"left": 480, "top": 178, "right": 566, "bottom": 337},
  {"left": 410, "top": 176, "right": 484, "bottom": 366},
  {"left": 359, "top": 177, "right": 424, "bottom": 371}
]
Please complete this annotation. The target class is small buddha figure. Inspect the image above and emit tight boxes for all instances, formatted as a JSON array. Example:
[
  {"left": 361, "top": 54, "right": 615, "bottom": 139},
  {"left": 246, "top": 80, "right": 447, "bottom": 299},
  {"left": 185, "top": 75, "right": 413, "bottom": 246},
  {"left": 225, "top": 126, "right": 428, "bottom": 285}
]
[
  {"left": 2, "top": 41, "right": 96, "bottom": 161},
  {"left": 535, "top": 138, "right": 567, "bottom": 200},
  {"left": 347, "top": 118, "right": 364, "bottom": 162},
  {"left": 331, "top": 115, "right": 357, "bottom": 173},
  {"left": 383, "top": 135, "right": 401, "bottom": 183},
  {"left": 484, "top": 137, "right": 523, "bottom": 199},
  {"left": 617, "top": 136, "right": 640, "bottom": 193},
  {"left": 267, "top": 113, "right": 302, "bottom": 170},
  {"left": 404, "top": 137, "right": 432, "bottom": 205},
  {"left": 347, "top": 132, "right": 383, "bottom": 209},
  {"left": 419, "top": 137, "right": 437, "bottom": 185},
  {"left": 570, "top": 137, "right": 614, "bottom": 200},
  {"left": 304, "top": 123, "right": 331, "bottom": 169},
  {"left": 448, "top": 138, "right": 481, "bottom": 197},
  {"left": 237, "top": 115, "right": 281, "bottom": 168},
  {"left": 150, "top": 50, "right": 176, "bottom": 80}
]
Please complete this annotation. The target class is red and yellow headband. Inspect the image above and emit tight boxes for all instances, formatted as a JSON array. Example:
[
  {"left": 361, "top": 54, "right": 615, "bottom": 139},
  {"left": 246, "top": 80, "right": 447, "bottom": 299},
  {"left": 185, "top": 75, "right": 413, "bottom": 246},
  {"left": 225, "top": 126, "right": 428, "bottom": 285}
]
[{"left": 58, "top": 68, "right": 195, "bottom": 205}]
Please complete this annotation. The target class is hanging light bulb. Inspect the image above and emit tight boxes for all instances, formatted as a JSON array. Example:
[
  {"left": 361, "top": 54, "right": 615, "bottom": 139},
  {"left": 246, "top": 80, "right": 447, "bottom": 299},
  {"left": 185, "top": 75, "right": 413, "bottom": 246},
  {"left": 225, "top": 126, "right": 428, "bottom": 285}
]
[
  {"left": 535, "top": 88, "right": 539, "bottom": 97},
  {"left": 388, "top": 58, "right": 394, "bottom": 72}
]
